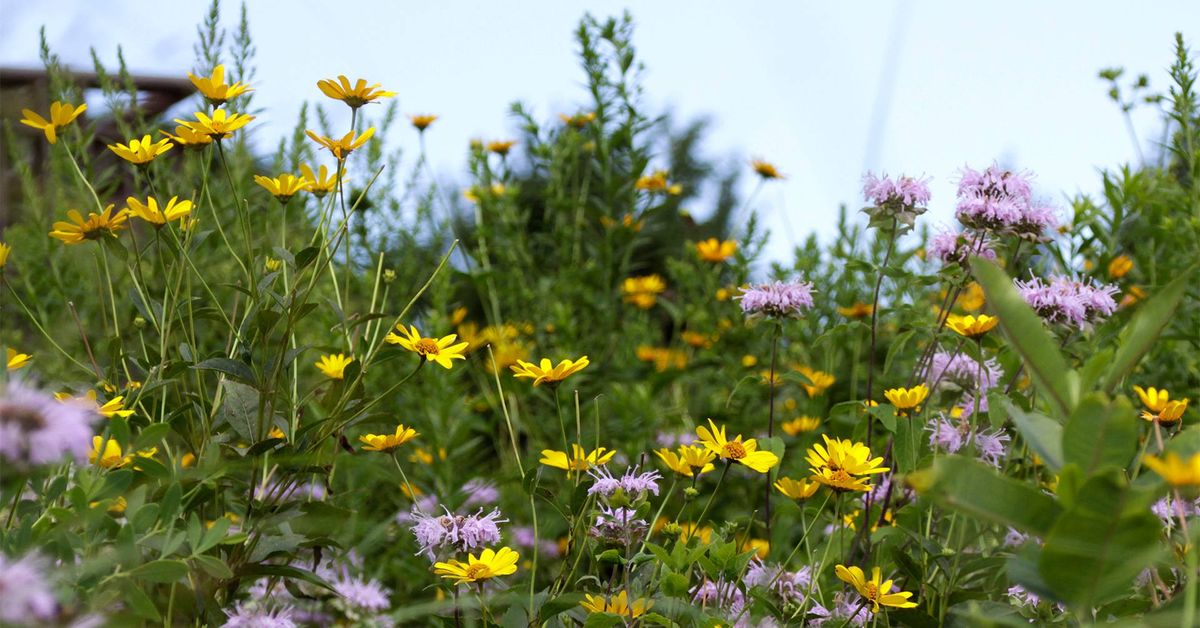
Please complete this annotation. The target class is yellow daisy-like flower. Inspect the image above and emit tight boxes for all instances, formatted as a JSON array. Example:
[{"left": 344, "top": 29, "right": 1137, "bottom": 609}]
[
  {"left": 462, "top": 183, "right": 506, "bottom": 204},
  {"left": 384, "top": 324, "right": 469, "bottom": 369},
  {"left": 580, "top": 591, "right": 652, "bottom": 617},
  {"left": 837, "top": 302, "right": 874, "bottom": 319},
  {"left": 108, "top": 134, "right": 173, "bottom": 165},
  {"left": 835, "top": 565, "right": 918, "bottom": 613},
  {"left": 696, "top": 238, "right": 737, "bottom": 263},
  {"left": 775, "top": 476, "right": 820, "bottom": 500},
  {"left": 694, "top": 418, "right": 779, "bottom": 473},
  {"left": 486, "top": 140, "right": 516, "bottom": 155},
  {"left": 751, "top": 159, "right": 785, "bottom": 180},
  {"left": 6, "top": 348, "right": 32, "bottom": 371},
  {"left": 49, "top": 205, "right": 130, "bottom": 244},
  {"left": 655, "top": 445, "right": 716, "bottom": 477},
  {"left": 1108, "top": 254, "right": 1133, "bottom": 279},
  {"left": 0, "top": 242, "right": 9, "bottom": 269},
  {"left": 559, "top": 111, "right": 597, "bottom": 129},
  {"left": 883, "top": 384, "right": 930, "bottom": 417},
  {"left": 781, "top": 416, "right": 821, "bottom": 436},
  {"left": 946, "top": 314, "right": 999, "bottom": 338},
  {"left": 634, "top": 170, "right": 682, "bottom": 195},
  {"left": 433, "top": 547, "right": 519, "bottom": 585},
  {"left": 622, "top": 275, "right": 667, "bottom": 309},
  {"left": 510, "top": 356, "right": 590, "bottom": 386},
  {"left": 317, "top": 75, "right": 395, "bottom": 109},
  {"left": 306, "top": 127, "right": 375, "bottom": 161},
  {"left": 315, "top": 353, "right": 354, "bottom": 379},
  {"left": 254, "top": 174, "right": 312, "bottom": 203},
  {"left": 57, "top": 389, "right": 133, "bottom": 418},
  {"left": 408, "top": 114, "right": 438, "bottom": 131},
  {"left": 188, "top": 65, "right": 252, "bottom": 106},
  {"left": 175, "top": 109, "right": 255, "bottom": 140},
  {"left": 161, "top": 125, "right": 213, "bottom": 149},
  {"left": 19, "top": 101, "right": 87, "bottom": 144},
  {"left": 359, "top": 424, "right": 419, "bottom": 452},
  {"left": 795, "top": 365, "right": 836, "bottom": 397},
  {"left": 1133, "top": 386, "right": 1172, "bottom": 413},
  {"left": 807, "top": 434, "right": 888, "bottom": 492},
  {"left": 88, "top": 437, "right": 156, "bottom": 469},
  {"left": 299, "top": 164, "right": 340, "bottom": 198},
  {"left": 125, "top": 196, "right": 193, "bottom": 227},
  {"left": 540, "top": 444, "right": 616, "bottom": 473},
  {"left": 1143, "top": 452, "right": 1200, "bottom": 487},
  {"left": 1141, "top": 399, "right": 1189, "bottom": 425}
]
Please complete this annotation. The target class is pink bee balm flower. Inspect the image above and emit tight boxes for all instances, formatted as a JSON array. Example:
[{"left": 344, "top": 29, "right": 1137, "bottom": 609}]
[{"left": 736, "top": 281, "right": 815, "bottom": 318}]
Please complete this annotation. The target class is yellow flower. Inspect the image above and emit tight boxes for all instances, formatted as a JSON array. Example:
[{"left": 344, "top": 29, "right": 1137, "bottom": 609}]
[
  {"left": 486, "top": 140, "right": 516, "bottom": 155},
  {"left": 1133, "top": 386, "right": 1173, "bottom": 413},
  {"left": 125, "top": 196, "right": 193, "bottom": 227},
  {"left": 49, "top": 205, "right": 130, "bottom": 244},
  {"left": 1141, "top": 399, "right": 1189, "bottom": 425},
  {"left": 0, "top": 242, "right": 9, "bottom": 269},
  {"left": 188, "top": 65, "right": 251, "bottom": 106},
  {"left": 60, "top": 390, "right": 134, "bottom": 418},
  {"left": 180, "top": 452, "right": 196, "bottom": 468},
  {"left": 299, "top": 164, "right": 340, "bottom": 198},
  {"left": 161, "top": 125, "right": 213, "bottom": 149},
  {"left": 540, "top": 444, "right": 616, "bottom": 473},
  {"left": 108, "top": 134, "right": 173, "bottom": 165},
  {"left": 264, "top": 258, "right": 282, "bottom": 272},
  {"left": 580, "top": 590, "right": 652, "bottom": 617},
  {"left": 559, "top": 111, "right": 597, "bottom": 128},
  {"left": 511, "top": 356, "right": 589, "bottom": 386},
  {"left": 636, "top": 346, "right": 687, "bottom": 372},
  {"left": 359, "top": 424, "right": 419, "bottom": 452},
  {"left": 175, "top": 109, "right": 254, "bottom": 140},
  {"left": 315, "top": 353, "right": 354, "bottom": 379},
  {"left": 807, "top": 434, "right": 888, "bottom": 492},
  {"left": 956, "top": 282, "right": 986, "bottom": 312},
  {"left": 600, "top": 213, "right": 644, "bottom": 231},
  {"left": 433, "top": 547, "right": 519, "bottom": 585},
  {"left": 795, "top": 365, "right": 836, "bottom": 397},
  {"left": 634, "top": 170, "right": 682, "bottom": 195},
  {"left": 19, "top": 101, "right": 87, "bottom": 144},
  {"left": 781, "top": 416, "right": 821, "bottom": 436},
  {"left": 1120, "top": 285, "right": 1147, "bottom": 308},
  {"left": 317, "top": 75, "right": 395, "bottom": 109},
  {"left": 1143, "top": 452, "right": 1200, "bottom": 487},
  {"left": 696, "top": 238, "right": 737, "bottom": 263},
  {"left": 883, "top": 384, "right": 930, "bottom": 417},
  {"left": 267, "top": 426, "right": 285, "bottom": 440},
  {"left": 409, "top": 446, "right": 447, "bottom": 465},
  {"left": 775, "top": 477, "right": 820, "bottom": 500},
  {"left": 91, "top": 495, "right": 127, "bottom": 515},
  {"left": 385, "top": 324, "right": 469, "bottom": 369},
  {"left": 409, "top": 114, "right": 438, "bottom": 131},
  {"left": 681, "top": 331, "right": 714, "bottom": 349},
  {"left": 694, "top": 418, "right": 779, "bottom": 473},
  {"left": 742, "top": 538, "right": 770, "bottom": 559},
  {"left": 254, "top": 174, "right": 312, "bottom": 203},
  {"left": 306, "top": 127, "right": 375, "bottom": 160},
  {"left": 622, "top": 275, "right": 667, "bottom": 309},
  {"left": 837, "top": 302, "right": 874, "bottom": 319},
  {"left": 655, "top": 446, "right": 716, "bottom": 477},
  {"left": 463, "top": 183, "right": 507, "bottom": 203},
  {"left": 946, "top": 314, "right": 998, "bottom": 338},
  {"left": 751, "top": 159, "right": 784, "bottom": 180},
  {"left": 835, "top": 565, "right": 918, "bottom": 612},
  {"left": 89, "top": 437, "right": 155, "bottom": 469},
  {"left": 1108, "top": 254, "right": 1133, "bottom": 279},
  {"left": 6, "top": 348, "right": 32, "bottom": 371}
]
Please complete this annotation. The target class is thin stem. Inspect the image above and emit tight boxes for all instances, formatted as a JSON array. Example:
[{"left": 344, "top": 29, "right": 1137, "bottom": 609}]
[{"left": 865, "top": 219, "right": 899, "bottom": 449}]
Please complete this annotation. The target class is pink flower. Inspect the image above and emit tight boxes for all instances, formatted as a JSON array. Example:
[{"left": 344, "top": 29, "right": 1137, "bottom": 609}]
[{"left": 736, "top": 281, "right": 815, "bottom": 318}]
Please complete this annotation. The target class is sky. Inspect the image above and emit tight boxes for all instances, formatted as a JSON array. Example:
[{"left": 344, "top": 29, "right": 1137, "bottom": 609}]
[{"left": 2, "top": 0, "right": 1195, "bottom": 260}]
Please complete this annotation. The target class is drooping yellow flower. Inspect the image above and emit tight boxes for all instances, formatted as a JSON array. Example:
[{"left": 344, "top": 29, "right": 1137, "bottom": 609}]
[
  {"left": 781, "top": 416, "right": 821, "bottom": 436},
  {"left": 1143, "top": 452, "right": 1200, "bottom": 487},
  {"left": 317, "top": 75, "right": 395, "bottom": 109},
  {"left": 19, "top": 101, "right": 87, "bottom": 144},
  {"left": 175, "top": 109, "right": 255, "bottom": 140},
  {"left": 580, "top": 590, "right": 652, "bottom": 617},
  {"left": 1108, "top": 255, "right": 1133, "bottom": 279},
  {"left": 315, "top": 353, "right": 354, "bottom": 379},
  {"left": 1141, "top": 399, "right": 1189, "bottom": 425},
  {"left": 751, "top": 159, "right": 785, "bottom": 180},
  {"left": 306, "top": 127, "right": 375, "bottom": 160},
  {"left": 634, "top": 170, "right": 682, "bottom": 195},
  {"left": 108, "top": 134, "right": 173, "bottom": 165},
  {"left": 835, "top": 565, "right": 918, "bottom": 612},
  {"left": 359, "top": 424, "right": 419, "bottom": 452},
  {"left": 807, "top": 434, "right": 888, "bottom": 492},
  {"left": 837, "top": 302, "right": 874, "bottom": 319},
  {"left": 408, "top": 114, "right": 438, "bottom": 131},
  {"left": 795, "top": 365, "right": 836, "bottom": 397},
  {"left": 540, "top": 444, "right": 616, "bottom": 473},
  {"left": 655, "top": 445, "right": 716, "bottom": 477},
  {"left": 775, "top": 477, "right": 820, "bottom": 500},
  {"left": 299, "top": 164, "right": 340, "bottom": 198},
  {"left": 6, "top": 348, "right": 32, "bottom": 371},
  {"left": 1133, "top": 386, "right": 1173, "bottom": 413},
  {"left": 125, "top": 196, "right": 193, "bottom": 227},
  {"left": 511, "top": 356, "right": 589, "bottom": 386},
  {"left": 188, "top": 65, "right": 252, "bottom": 106},
  {"left": 486, "top": 140, "right": 516, "bottom": 155},
  {"left": 883, "top": 384, "right": 930, "bottom": 417},
  {"left": 694, "top": 418, "right": 779, "bottom": 473},
  {"left": 696, "top": 238, "right": 737, "bottom": 263},
  {"left": 254, "top": 174, "right": 312, "bottom": 203},
  {"left": 946, "top": 314, "right": 998, "bottom": 338},
  {"left": 49, "top": 205, "right": 130, "bottom": 244},
  {"left": 161, "top": 124, "right": 213, "bottom": 149},
  {"left": 622, "top": 275, "right": 667, "bottom": 309},
  {"left": 385, "top": 324, "right": 469, "bottom": 369},
  {"left": 433, "top": 547, "right": 519, "bottom": 585},
  {"left": 0, "top": 242, "right": 9, "bottom": 269}
]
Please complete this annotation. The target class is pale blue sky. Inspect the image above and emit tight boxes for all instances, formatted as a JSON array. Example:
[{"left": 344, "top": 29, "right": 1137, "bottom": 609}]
[{"left": 2, "top": 1, "right": 1195, "bottom": 259}]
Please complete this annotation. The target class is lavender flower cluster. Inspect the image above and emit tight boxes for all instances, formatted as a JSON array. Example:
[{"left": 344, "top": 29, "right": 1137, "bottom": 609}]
[
  {"left": 926, "top": 229, "right": 997, "bottom": 265},
  {"left": 744, "top": 559, "right": 812, "bottom": 603},
  {"left": 589, "top": 506, "right": 649, "bottom": 546},
  {"left": 927, "top": 350, "right": 1003, "bottom": 393},
  {"left": 409, "top": 507, "right": 507, "bottom": 560},
  {"left": 736, "top": 281, "right": 815, "bottom": 318},
  {"left": 926, "top": 414, "right": 1011, "bottom": 467},
  {"left": 229, "top": 553, "right": 393, "bottom": 627},
  {"left": 0, "top": 553, "right": 58, "bottom": 624},
  {"left": 1015, "top": 274, "right": 1120, "bottom": 331},
  {"left": 0, "top": 380, "right": 96, "bottom": 468},
  {"left": 861, "top": 172, "right": 932, "bottom": 230},
  {"left": 587, "top": 465, "right": 662, "bottom": 498},
  {"left": 955, "top": 164, "right": 1058, "bottom": 240}
]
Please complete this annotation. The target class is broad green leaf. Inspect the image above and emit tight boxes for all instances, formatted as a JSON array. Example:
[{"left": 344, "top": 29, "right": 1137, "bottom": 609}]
[
  {"left": 127, "top": 558, "right": 189, "bottom": 583},
  {"left": 194, "top": 357, "right": 258, "bottom": 388},
  {"left": 193, "top": 555, "right": 234, "bottom": 579},
  {"left": 893, "top": 417, "right": 922, "bottom": 474},
  {"left": 1003, "top": 399, "right": 1063, "bottom": 471},
  {"left": 1101, "top": 262, "right": 1198, "bottom": 393},
  {"left": 1061, "top": 393, "right": 1136, "bottom": 476},
  {"left": 970, "top": 258, "right": 1076, "bottom": 419},
  {"left": 916, "top": 455, "right": 1062, "bottom": 536}
]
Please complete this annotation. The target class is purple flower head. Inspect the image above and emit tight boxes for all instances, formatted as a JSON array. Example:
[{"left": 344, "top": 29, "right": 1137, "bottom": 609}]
[
  {"left": 589, "top": 506, "right": 648, "bottom": 546},
  {"left": 691, "top": 577, "right": 746, "bottom": 612},
  {"left": 1016, "top": 275, "right": 1120, "bottom": 331},
  {"left": 927, "top": 351, "right": 1003, "bottom": 393},
  {"left": 1003, "top": 528, "right": 1030, "bottom": 548},
  {"left": 457, "top": 508, "right": 506, "bottom": 550},
  {"left": 862, "top": 172, "right": 932, "bottom": 231},
  {"left": 926, "top": 415, "right": 967, "bottom": 453},
  {"left": 621, "top": 466, "right": 662, "bottom": 496},
  {"left": 927, "top": 229, "right": 997, "bottom": 266},
  {"left": 736, "top": 281, "right": 815, "bottom": 318},
  {"left": 974, "top": 428, "right": 1010, "bottom": 467},
  {"left": 1, "top": 380, "right": 97, "bottom": 468},
  {"left": 1007, "top": 584, "right": 1040, "bottom": 608},
  {"left": 1151, "top": 496, "right": 1200, "bottom": 527},
  {"left": 511, "top": 526, "right": 561, "bottom": 559},
  {"left": 461, "top": 478, "right": 499, "bottom": 508},
  {"left": 744, "top": 559, "right": 812, "bottom": 603},
  {"left": 0, "top": 553, "right": 58, "bottom": 623},
  {"left": 809, "top": 592, "right": 870, "bottom": 626},
  {"left": 587, "top": 466, "right": 623, "bottom": 497},
  {"left": 654, "top": 430, "right": 690, "bottom": 448},
  {"left": 222, "top": 602, "right": 298, "bottom": 628},
  {"left": 409, "top": 506, "right": 505, "bottom": 560},
  {"left": 955, "top": 164, "right": 1056, "bottom": 239},
  {"left": 331, "top": 571, "right": 391, "bottom": 612}
]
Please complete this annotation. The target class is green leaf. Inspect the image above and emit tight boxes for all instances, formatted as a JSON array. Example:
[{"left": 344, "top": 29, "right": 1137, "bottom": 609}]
[
  {"left": 883, "top": 329, "right": 917, "bottom": 376},
  {"left": 893, "top": 417, "right": 922, "bottom": 474},
  {"left": 970, "top": 258, "right": 1076, "bottom": 419},
  {"left": 237, "top": 563, "right": 336, "bottom": 592},
  {"left": 133, "top": 422, "right": 172, "bottom": 450},
  {"left": 194, "top": 357, "right": 258, "bottom": 388},
  {"left": 1004, "top": 399, "right": 1064, "bottom": 471},
  {"left": 127, "top": 559, "right": 190, "bottom": 583},
  {"left": 916, "top": 455, "right": 1062, "bottom": 536},
  {"left": 120, "top": 581, "right": 161, "bottom": 621},
  {"left": 1101, "top": 263, "right": 1198, "bottom": 393},
  {"left": 193, "top": 555, "right": 234, "bottom": 580},
  {"left": 1061, "top": 393, "right": 1136, "bottom": 476}
]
